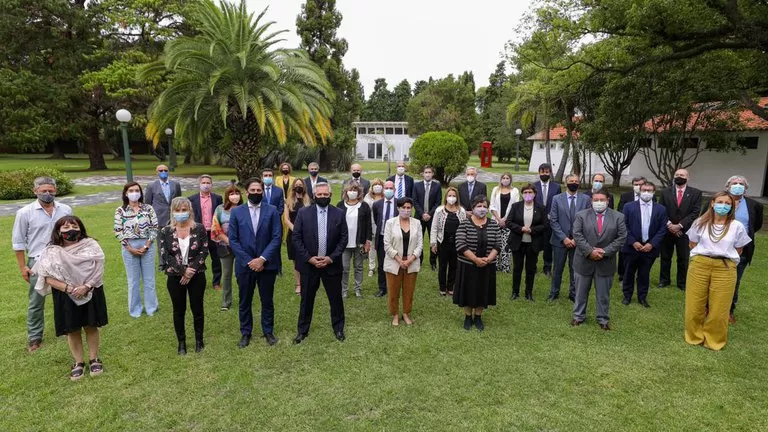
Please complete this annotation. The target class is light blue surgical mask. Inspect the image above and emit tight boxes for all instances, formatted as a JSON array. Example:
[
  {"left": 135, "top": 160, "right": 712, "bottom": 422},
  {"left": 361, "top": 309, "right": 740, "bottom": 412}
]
[
  {"left": 173, "top": 212, "right": 190, "bottom": 222},
  {"left": 384, "top": 189, "right": 395, "bottom": 199},
  {"left": 729, "top": 184, "right": 745, "bottom": 196},
  {"left": 713, "top": 203, "right": 731, "bottom": 216},
  {"left": 592, "top": 181, "right": 603, "bottom": 191},
  {"left": 263, "top": 177, "right": 273, "bottom": 186},
  {"left": 159, "top": 171, "right": 169, "bottom": 180}
]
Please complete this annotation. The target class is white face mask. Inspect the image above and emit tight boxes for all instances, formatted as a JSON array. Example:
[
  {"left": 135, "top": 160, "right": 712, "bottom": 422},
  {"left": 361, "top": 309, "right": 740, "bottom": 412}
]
[
  {"left": 229, "top": 194, "right": 241, "bottom": 204},
  {"left": 633, "top": 185, "right": 641, "bottom": 195},
  {"left": 640, "top": 192, "right": 654, "bottom": 202},
  {"left": 592, "top": 201, "right": 608, "bottom": 213},
  {"left": 346, "top": 191, "right": 358, "bottom": 200},
  {"left": 466, "top": 175, "right": 475, "bottom": 183},
  {"left": 501, "top": 178, "right": 511, "bottom": 187},
  {"left": 396, "top": 167, "right": 405, "bottom": 175},
  {"left": 126, "top": 192, "right": 141, "bottom": 202},
  {"left": 446, "top": 196, "right": 457, "bottom": 205},
  {"left": 372, "top": 185, "right": 383, "bottom": 194}
]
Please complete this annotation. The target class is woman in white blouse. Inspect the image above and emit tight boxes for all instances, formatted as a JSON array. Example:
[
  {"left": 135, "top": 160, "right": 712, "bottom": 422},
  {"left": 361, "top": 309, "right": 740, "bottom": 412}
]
[
  {"left": 384, "top": 197, "right": 423, "bottom": 326},
  {"left": 431, "top": 187, "right": 467, "bottom": 296},
  {"left": 337, "top": 183, "right": 372, "bottom": 298},
  {"left": 684, "top": 191, "right": 751, "bottom": 351},
  {"left": 490, "top": 173, "right": 520, "bottom": 273}
]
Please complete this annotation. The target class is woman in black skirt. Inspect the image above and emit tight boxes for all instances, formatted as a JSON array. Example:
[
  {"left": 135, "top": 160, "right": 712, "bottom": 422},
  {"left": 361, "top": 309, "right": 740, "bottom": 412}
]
[
  {"left": 33, "top": 216, "right": 107, "bottom": 381},
  {"left": 453, "top": 195, "right": 502, "bottom": 331},
  {"left": 284, "top": 178, "right": 311, "bottom": 295}
]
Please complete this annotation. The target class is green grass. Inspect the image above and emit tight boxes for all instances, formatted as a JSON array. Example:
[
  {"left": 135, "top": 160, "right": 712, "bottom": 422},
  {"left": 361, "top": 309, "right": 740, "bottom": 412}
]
[
  {"left": 467, "top": 155, "right": 532, "bottom": 175},
  {"left": 2, "top": 198, "right": 768, "bottom": 431}
]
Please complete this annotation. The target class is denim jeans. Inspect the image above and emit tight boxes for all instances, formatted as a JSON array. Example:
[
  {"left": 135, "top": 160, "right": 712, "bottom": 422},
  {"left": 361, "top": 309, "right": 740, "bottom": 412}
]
[
  {"left": 121, "top": 239, "right": 158, "bottom": 317},
  {"left": 27, "top": 257, "right": 46, "bottom": 342}
]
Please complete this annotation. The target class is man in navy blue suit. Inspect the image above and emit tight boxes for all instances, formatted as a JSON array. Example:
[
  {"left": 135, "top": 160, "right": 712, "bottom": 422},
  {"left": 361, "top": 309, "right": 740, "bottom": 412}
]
[
  {"left": 228, "top": 178, "right": 283, "bottom": 347},
  {"left": 621, "top": 181, "right": 667, "bottom": 308},
  {"left": 387, "top": 160, "right": 414, "bottom": 199},
  {"left": 533, "top": 163, "right": 561, "bottom": 276},
  {"left": 261, "top": 168, "right": 285, "bottom": 216},
  {"left": 413, "top": 166, "right": 442, "bottom": 270},
  {"left": 304, "top": 162, "right": 328, "bottom": 201},
  {"left": 292, "top": 182, "right": 348, "bottom": 343}
]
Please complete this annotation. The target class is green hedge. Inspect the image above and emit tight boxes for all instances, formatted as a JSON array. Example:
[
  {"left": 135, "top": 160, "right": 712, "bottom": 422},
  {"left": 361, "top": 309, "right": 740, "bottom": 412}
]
[{"left": 0, "top": 168, "right": 74, "bottom": 200}]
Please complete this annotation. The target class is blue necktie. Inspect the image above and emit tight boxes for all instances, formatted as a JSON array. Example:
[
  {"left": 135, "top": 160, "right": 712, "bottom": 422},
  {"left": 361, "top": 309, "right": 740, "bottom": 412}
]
[
  {"left": 266, "top": 187, "right": 271, "bottom": 203},
  {"left": 318, "top": 208, "right": 327, "bottom": 256},
  {"left": 162, "top": 182, "right": 170, "bottom": 203},
  {"left": 382, "top": 201, "right": 391, "bottom": 235},
  {"left": 398, "top": 178, "right": 404, "bottom": 198}
]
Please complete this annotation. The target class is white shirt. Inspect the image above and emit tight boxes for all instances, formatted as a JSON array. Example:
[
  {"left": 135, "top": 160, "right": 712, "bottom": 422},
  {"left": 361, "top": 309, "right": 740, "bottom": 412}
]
[
  {"left": 687, "top": 220, "right": 751, "bottom": 264},
  {"left": 248, "top": 202, "right": 261, "bottom": 234},
  {"left": 640, "top": 201, "right": 653, "bottom": 242},
  {"left": 522, "top": 204, "right": 534, "bottom": 243},
  {"left": 345, "top": 202, "right": 361, "bottom": 248},
  {"left": 12, "top": 200, "right": 73, "bottom": 259},
  {"left": 178, "top": 236, "right": 191, "bottom": 265}
]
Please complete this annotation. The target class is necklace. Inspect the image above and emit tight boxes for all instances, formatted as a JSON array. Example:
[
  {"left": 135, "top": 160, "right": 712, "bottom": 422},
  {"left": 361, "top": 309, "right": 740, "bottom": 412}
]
[{"left": 707, "top": 222, "right": 729, "bottom": 243}]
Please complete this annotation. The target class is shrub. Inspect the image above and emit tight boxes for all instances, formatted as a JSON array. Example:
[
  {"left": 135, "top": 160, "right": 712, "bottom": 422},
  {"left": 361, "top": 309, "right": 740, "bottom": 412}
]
[
  {"left": 408, "top": 131, "right": 469, "bottom": 185},
  {"left": 0, "top": 168, "right": 74, "bottom": 200}
]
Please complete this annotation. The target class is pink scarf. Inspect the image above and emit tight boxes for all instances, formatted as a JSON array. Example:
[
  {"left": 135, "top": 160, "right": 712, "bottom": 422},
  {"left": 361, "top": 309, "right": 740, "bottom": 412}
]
[{"left": 32, "top": 238, "right": 105, "bottom": 306}]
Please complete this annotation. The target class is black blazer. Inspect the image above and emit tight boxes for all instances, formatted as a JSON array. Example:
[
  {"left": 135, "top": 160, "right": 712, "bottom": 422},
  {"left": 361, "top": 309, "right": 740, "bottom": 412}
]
[
  {"left": 533, "top": 180, "right": 560, "bottom": 213},
  {"left": 413, "top": 180, "right": 442, "bottom": 217},
  {"left": 458, "top": 181, "right": 487, "bottom": 210},
  {"left": 739, "top": 197, "right": 764, "bottom": 264},
  {"left": 617, "top": 190, "right": 655, "bottom": 212},
  {"left": 336, "top": 200, "right": 373, "bottom": 245},
  {"left": 158, "top": 223, "right": 210, "bottom": 276},
  {"left": 292, "top": 205, "right": 348, "bottom": 274},
  {"left": 303, "top": 176, "right": 328, "bottom": 199},
  {"left": 584, "top": 190, "right": 615, "bottom": 210},
  {"left": 506, "top": 201, "right": 549, "bottom": 253},
  {"left": 372, "top": 198, "right": 398, "bottom": 237},
  {"left": 188, "top": 193, "right": 223, "bottom": 227},
  {"left": 387, "top": 174, "right": 415, "bottom": 198},
  {"left": 658, "top": 186, "right": 702, "bottom": 234}
]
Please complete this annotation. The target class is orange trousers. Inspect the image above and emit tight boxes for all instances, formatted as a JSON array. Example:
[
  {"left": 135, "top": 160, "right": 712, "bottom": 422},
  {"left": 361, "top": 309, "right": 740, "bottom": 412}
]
[{"left": 386, "top": 269, "right": 417, "bottom": 316}]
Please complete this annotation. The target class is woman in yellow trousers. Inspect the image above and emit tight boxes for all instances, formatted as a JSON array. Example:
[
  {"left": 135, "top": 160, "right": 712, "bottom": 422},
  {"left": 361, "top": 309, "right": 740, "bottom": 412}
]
[{"left": 684, "top": 191, "right": 751, "bottom": 351}]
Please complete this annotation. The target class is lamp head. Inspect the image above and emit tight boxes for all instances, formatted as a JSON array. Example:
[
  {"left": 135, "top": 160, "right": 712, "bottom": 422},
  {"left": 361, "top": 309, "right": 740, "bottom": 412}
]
[{"left": 116, "top": 109, "right": 132, "bottom": 123}]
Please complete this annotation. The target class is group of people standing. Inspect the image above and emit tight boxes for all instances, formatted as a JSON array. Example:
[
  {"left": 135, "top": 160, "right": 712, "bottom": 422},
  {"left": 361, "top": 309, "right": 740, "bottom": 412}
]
[{"left": 11, "top": 162, "right": 762, "bottom": 380}]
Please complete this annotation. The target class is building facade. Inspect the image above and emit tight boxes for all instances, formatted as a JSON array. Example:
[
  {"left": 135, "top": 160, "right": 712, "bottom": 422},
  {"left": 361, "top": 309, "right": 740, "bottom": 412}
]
[{"left": 354, "top": 121, "right": 415, "bottom": 162}]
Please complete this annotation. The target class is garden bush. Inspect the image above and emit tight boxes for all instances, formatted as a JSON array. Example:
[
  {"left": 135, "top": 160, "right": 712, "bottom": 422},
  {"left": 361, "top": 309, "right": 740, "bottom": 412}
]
[
  {"left": 408, "top": 131, "right": 469, "bottom": 185},
  {"left": 0, "top": 168, "right": 74, "bottom": 200}
]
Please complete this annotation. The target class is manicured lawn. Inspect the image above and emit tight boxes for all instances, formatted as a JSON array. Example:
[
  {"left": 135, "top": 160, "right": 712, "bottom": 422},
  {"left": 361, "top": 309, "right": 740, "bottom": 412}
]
[{"left": 1, "top": 201, "right": 767, "bottom": 431}]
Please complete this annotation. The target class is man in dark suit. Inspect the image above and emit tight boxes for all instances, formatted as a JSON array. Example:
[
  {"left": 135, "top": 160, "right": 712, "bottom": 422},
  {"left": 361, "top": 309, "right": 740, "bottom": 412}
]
[
  {"left": 617, "top": 176, "right": 649, "bottom": 282},
  {"left": 188, "top": 174, "right": 223, "bottom": 290},
  {"left": 387, "top": 160, "right": 414, "bottom": 199},
  {"left": 228, "top": 178, "right": 283, "bottom": 347},
  {"left": 304, "top": 162, "right": 328, "bottom": 201},
  {"left": 145, "top": 164, "right": 182, "bottom": 227},
  {"left": 262, "top": 168, "right": 285, "bottom": 216},
  {"left": 571, "top": 191, "right": 627, "bottom": 330},
  {"left": 413, "top": 165, "right": 442, "bottom": 270},
  {"left": 371, "top": 181, "right": 397, "bottom": 297},
  {"left": 458, "top": 166, "right": 487, "bottom": 212},
  {"left": 726, "top": 175, "right": 764, "bottom": 323},
  {"left": 533, "top": 163, "right": 561, "bottom": 276},
  {"left": 547, "top": 174, "right": 590, "bottom": 302},
  {"left": 292, "top": 182, "right": 348, "bottom": 343},
  {"left": 343, "top": 163, "right": 370, "bottom": 196},
  {"left": 621, "top": 181, "right": 667, "bottom": 308},
  {"left": 583, "top": 173, "right": 615, "bottom": 209},
  {"left": 658, "top": 169, "right": 702, "bottom": 290}
]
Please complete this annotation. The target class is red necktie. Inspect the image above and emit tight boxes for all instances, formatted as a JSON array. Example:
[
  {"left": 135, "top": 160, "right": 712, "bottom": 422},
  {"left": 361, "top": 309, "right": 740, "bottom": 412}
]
[
  {"left": 597, "top": 213, "right": 604, "bottom": 235},
  {"left": 677, "top": 189, "right": 683, "bottom": 207}
]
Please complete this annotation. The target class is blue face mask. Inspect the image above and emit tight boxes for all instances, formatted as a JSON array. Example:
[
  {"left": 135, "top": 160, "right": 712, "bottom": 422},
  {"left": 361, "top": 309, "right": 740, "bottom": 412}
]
[
  {"left": 263, "top": 177, "right": 273, "bottom": 186},
  {"left": 729, "top": 184, "right": 745, "bottom": 196},
  {"left": 173, "top": 212, "right": 190, "bottom": 222},
  {"left": 592, "top": 181, "right": 603, "bottom": 191},
  {"left": 159, "top": 171, "right": 169, "bottom": 180},
  {"left": 384, "top": 189, "right": 395, "bottom": 199},
  {"left": 713, "top": 203, "right": 731, "bottom": 216}
]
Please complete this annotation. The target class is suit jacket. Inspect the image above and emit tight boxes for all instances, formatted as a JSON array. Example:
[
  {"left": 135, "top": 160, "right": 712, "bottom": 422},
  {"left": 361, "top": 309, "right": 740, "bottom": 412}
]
[
  {"left": 228, "top": 203, "right": 283, "bottom": 275},
  {"left": 263, "top": 184, "right": 285, "bottom": 217},
  {"left": 549, "top": 192, "right": 591, "bottom": 247},
  {"left": 458, "top": 181, "right": 488, "bottom": 210},
  {"left": 188, "top": 193, "right": 223, "bottom": 229},
  {"left": 303, "top": 176, "right": 328, "bottom": 200},
  {"left": 533, "top": 181, "right": 561, "bottom": 214},
  {"left": 621, "top": 201, "right": 668, "bottom": 257},
  {"left": 292, "top": 204, "right": 348, "bottom": 274},
  {"left": 157, "top": 223, "right": 209, "bottom": 276},
  {"left": 658, "top": 186, "right": 702, "bottom": 236},
  {"left": 572, "top": 208, "right": 627, "bottom": 277},
  {"left": 387, "top": 174, "right": 415, "bottom": 198},
  {"left": 617, "top": 190, "right": 656, "bottom": 212},
  {"left": 336, "top": 200, "right": 373, "bottom": 246},
  {"left": 507, "top": 201, "right": 550, "bottom": 253},
  {"left": 383, "top": 217, "right": 423, "bottom": 274},
  {"left": 372, "top": 198, "right": 398, "bottom": 237},
  {"left": 738, "top": 197, "right": 764, "bottom": 264},
  {"left": 413, "top": 180, "right": 442, "bottom": 218},
  {"left": 145, "top": 179, "right": 182, "bottom": 226},
  {"left": 343, "top": 177, "right": 371, "bottom": 196},
  {"left": 584, "top": 190, "right": 615, "bottom": 210}
]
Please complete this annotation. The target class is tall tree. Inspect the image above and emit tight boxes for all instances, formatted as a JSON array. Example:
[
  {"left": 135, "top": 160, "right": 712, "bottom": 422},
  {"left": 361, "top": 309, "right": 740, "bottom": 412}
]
[
  {"left": 390, "top": 79, "right": 412, "bottom": 121},
  {"left": 362, "top": 78, "right": 393, "bottom": 121}
]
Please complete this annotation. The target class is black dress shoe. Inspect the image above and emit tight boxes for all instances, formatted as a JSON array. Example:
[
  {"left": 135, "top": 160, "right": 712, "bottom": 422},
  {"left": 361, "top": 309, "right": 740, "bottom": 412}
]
[
  {"left": 599, "top": 323, "right": 611, "bottom": 331},
  {"left": 511, "top": 293, "right": 519, "bottom": 300},
  {"left": 525, "top": 294, "right": 535, "bottom": 302},
  {"left": 618, "top": 276, "right": 623, "bottom": 282},
  {"left": 546, "top": 294, "right": 559, "bottom": 303},
  {"left": 568, "top": 294, "right": 575, "bottom": 303},
  {"left": 238, "top": 334, "right": 251, "bottom": 348},
  {"left": 463, "top": 315, "right": 473, "bottom": 330},
  {"left": 570, "top": 319, "right": 584, "bottom": 327},
  {"left": 177, "top": 341, "right": 187, "bottom": 355},
  {"left": 264, "top": 333, "right": 278, "bottom": 346},
  {"left": 622, "top": 298, "right": 630, "bottom": 305},
  {"left": 374, "top": 290, "right": 386, "bottom": 298},
  {"left": 195, "top": 340, "right": 204, "bottom": 353},
  {"left": 474, "top": 315, "right": 485, "bottom": 331},
  {"left": 293, "top": 333, "right": 308, "bottom": 344},
  {"left": 335, "top": 331, "right": 345, "bottom": 342},
  {"left": 431, "top": 264, "right": 437, "bottom": 271},
  {"left": 640, "top": 300, "right": 651, "bottom": 308},
  {"left": 677, "top": 285, "right": 686, "bottom": 291},
  {"left": 657, "top": 282, "right": 670, "bottom": 288}
]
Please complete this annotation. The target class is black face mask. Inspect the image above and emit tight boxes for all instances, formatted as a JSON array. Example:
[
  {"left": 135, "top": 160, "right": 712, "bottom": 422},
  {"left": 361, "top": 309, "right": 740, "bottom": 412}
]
[
  {"left": 674, "top": 177, "right": 687, "bottom": 186},
  {"left": 540, "top": 175, "right": 551, "bottom": 183},
  {"left": 567, "top": 183, "right": 579, "bottom": 192},
  {"left": 248, "top": 193, "right": 263, "bottom": 205},
  {"left": 315, "top": 197, "right": 331, "bottom": 208},
  {"left": 352, "top": 172, "right": 361, "bottom": 179},
  {"left": 61, "top": 230, "right": 80, "bottom": 242},
  {"left": 310, "top": 171, "right": 318, "bottom": 177},
  {"left": 281, "top": 169, "right": 289, "bottom": 175},
  {"left": 294, "top": 187, "right": 305, "bottom": 194}
]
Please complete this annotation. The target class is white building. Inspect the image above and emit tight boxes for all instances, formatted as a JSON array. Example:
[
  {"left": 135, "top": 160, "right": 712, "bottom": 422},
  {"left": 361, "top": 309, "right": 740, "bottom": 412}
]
[{"left": 354, "top": 121, "right": 415, "bottom": 162}]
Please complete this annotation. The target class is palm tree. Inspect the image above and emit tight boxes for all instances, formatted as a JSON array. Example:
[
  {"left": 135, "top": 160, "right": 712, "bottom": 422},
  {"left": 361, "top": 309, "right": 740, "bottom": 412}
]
[{"left": 144, "top": 0, "right": 334, "bottom": 181}]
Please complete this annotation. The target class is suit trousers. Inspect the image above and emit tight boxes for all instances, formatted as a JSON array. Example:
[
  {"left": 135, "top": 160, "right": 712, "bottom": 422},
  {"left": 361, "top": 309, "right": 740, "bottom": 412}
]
[
  {"left": 685, "top": 256, "right": 737, "bottom": 351},
  {"left": 219, "top": 255, "right": 234, "bottom": 309},
  {"left": 206, "top": 230, "right": 222, "bottom": 286},
  {"left": 298, "top": 269, "right": 345, "bottom": 335},
  {"left": 420, "top": 220, "right": 437, "bottom": 267},
  {"left": 438, "top": 239, "right": 458, "bottom": 293},
  {"left": 376, "top": 234, "right": 387, "bottom": 292},
  {"left": 550, "top": 246, "right": 576, "bottom": 299},
  {"left": 730, "top": 260, "right": 748, "bottom": 314},
  {"left": 512, "top": 242, "right": 538, "bottom": 296},
  {"left": 542, "top": 227, "right": 553, "bottom": 272},
  {"left": 342, "top": 247, "right": 366, "bottom": 295},
  {"left": 660, "top": 234, "right": 690, "bottom": 288},
  {"left": 622, "top": 253, "right": 656, "bottom": 302},
  {"left": 386, "top": 269, "right": 417, "bottom": 315},
  {"left": 573, "top": 272, "right": 612, "bottom": 325},
  {"left": 237, "top": 270, "right": 277, "bottom": 336},
  {"left": 26, "top": 257, "right": 46, "bottom": 342},
  {"left": 167, "top": 273, "right": 206, "bottom": 342}
]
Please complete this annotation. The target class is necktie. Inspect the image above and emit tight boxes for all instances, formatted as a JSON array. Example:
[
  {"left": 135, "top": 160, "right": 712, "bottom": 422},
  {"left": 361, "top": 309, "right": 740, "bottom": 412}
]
[
  {"left": 543, "top": 184, "right": 548, "bottom": 203},
  {"left": 382, "top": 201, "right": 391, "bottom": 235},
  {"left": 162, "top": 182, "right": 170, "bottom": 203},
  {"left": 642, "top": 204, "right": 650, "bottom": 242},
  {"left": 266, "top": 187, "right": 271, "bottom": 203},
  {"left": 318, "top": 208, "right": 327, "bottom": 256},
  {"left": 425, "top": 181, "right": 431, "bottom": 213},
  {"left": 468, "top": 182, "right": 474, "bottom": 198},
  {"left": 398, "top": 177, "right": 404, "bottom": 198},
  {"left": 569, "top": 195, "right": 576, "bottom": 221},
  {"left": 597, "top": 213, "right": 604, "bottom": 235},
  {"left": 250, "top": 205, "right": 259, "bottom": 235},
  {"left": 677, "top": 189, "right": 683, "bottom": 207}
]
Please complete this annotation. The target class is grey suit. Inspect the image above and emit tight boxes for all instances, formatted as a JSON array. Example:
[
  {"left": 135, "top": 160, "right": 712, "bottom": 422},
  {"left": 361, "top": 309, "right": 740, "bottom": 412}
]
[
  {"left": 145, "top": 179, "right": 182, "bottom": 227},
  {"left": 571, "top": 208, "right": 627, "bottom": 324},
  {"left": 548, "top": 192, "right": 591, "bottom": 299},
  {"left": 343, "top": 177, "right": 370, "bottom": 196}
]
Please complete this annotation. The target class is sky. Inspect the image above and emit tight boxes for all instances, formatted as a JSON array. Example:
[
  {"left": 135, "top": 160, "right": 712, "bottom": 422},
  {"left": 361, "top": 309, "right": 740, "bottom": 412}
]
[{"left": 244, "top": 0, "right": 535, "bottom": 96}]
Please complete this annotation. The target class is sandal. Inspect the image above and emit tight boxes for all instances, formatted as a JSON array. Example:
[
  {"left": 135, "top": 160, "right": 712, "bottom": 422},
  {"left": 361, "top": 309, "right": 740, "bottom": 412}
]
[
  {"left": 70, "top": 362, "right": 85, "bottom": 381},
  {"left": 89, "top": 358, "right": 104, "bottom": 376},
  {"left": 295, "top": 285, "right": 301, "bottom": 295}
]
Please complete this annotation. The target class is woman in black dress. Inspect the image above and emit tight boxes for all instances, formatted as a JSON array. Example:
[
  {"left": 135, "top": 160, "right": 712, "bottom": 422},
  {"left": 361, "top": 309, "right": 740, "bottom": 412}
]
[
  {"left": 453, "top": 195, "right": 502, "bottom": 331},
  {"left": 33, "top": 216, "right": 107, "bottom": 380},
  {"left": 430, "top": 187, "right": 467, "bottom": 296},
  {"left": 284, "top": 178, "right": 310, "bottom": 294},
  {"left": 507, "top": 183, "right": 549, "bottom": 301}
]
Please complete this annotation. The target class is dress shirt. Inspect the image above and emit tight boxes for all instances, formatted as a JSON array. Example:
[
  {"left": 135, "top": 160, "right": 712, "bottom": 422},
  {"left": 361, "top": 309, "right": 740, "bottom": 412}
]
[
  {"left": 200, "top": 194, "right": 213, "bottom": 230},
  {"left": 248, "top": 202, "right": 261, "bottom": 236},
  {"left": 381, "top": 199, "right": 394, "bottom": 235},
  {"left": 12, "top": 200, "right": 73, "bottom": 259},
  {"left": 178, "top": 235, "right": 190, "bottom": 265},
  {"left": 687, "top": 221, "right": 751, "bottom": 264},
  {"left": 734, "top": 198, "right": 750, "bottom": 229},
  {"left": 161, "top": 180, "right": 171, "bottom": 202}
]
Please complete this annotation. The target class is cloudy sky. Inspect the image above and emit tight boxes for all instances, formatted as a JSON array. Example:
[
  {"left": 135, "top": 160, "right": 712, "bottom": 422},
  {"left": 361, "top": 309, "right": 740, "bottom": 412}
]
[{"left": 244, "top": 0, "right": 535, "bottom": 95}]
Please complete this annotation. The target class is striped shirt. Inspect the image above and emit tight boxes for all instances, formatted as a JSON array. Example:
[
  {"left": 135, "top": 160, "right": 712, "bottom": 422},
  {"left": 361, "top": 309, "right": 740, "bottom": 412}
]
[{"left": 455, "top": 218, "right": 502, "bottom": 264}]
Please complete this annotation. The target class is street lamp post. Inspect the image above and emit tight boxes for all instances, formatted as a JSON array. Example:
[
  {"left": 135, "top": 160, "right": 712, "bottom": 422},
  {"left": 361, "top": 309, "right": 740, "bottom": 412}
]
[
  {"left": 165, "top": 128, "right": 177, "bottom": 172},
  {"left": 515, "top": 128, "right": 523, "bottom": 172},
  {"left": 116, "top": 109, "right": 133, "bottom": 182}
]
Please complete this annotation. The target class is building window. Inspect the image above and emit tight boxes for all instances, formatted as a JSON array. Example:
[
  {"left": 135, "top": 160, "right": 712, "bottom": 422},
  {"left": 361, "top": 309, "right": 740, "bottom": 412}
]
[
  {"left": 403, "top": 128, "right": 409, "bottom": 135},
  {"left": 366, "top": 127, "right": 375, "bottom": 134},
  {"left": 385, "top": 127, "right": 394, "bottom": 135},
  {"left": 737, "top": 136, "right": 759, "bottom": 149},
  {"left": 394, "top": 127, "right": 403, "bottom": 135},
  {"left": 683, "top": 138, "right": 699, "bottom": 149},
  {"left": 357, "top": 127, "right": 365, "bottom": 135},
  {"left": 539, "top": 143, "right": 545, "bottom": 149},
  {"left": 367, "top": 142, "right": 382, "bottom": 159}
]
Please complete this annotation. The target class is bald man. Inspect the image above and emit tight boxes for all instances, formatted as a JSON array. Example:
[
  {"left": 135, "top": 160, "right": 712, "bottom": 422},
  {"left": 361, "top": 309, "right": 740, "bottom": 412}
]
[
  {"left": 145, "top": 164, "right": 182, "bottom": 227},
  {"left": 343, "top": 163, "right": 370, "bottom": 195}
]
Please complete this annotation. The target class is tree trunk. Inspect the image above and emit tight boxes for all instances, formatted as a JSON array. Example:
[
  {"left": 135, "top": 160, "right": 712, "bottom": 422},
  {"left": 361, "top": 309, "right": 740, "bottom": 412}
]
[
  {"left": 86, "top": 125, "right": 108, "bottom": 170},
  {"left": 49, "top": 140, "right": 67, "bottom": 159},
  {"left": 555, "top": 140, "right": 570, "bottom": 183},
  {"left": 317, "top": 146, "right": 334, "bottom": 172},
  {"left": 230, "top": 114, "right": 263, "bottom": 183},
  {"left": 544, "top": 113, "right": 551, "bottom": 166}
]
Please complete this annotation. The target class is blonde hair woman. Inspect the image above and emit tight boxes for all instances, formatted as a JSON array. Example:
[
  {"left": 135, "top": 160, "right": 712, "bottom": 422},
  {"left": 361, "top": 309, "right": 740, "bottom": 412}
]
[
  {"left": 364, "top": 178, "right": 385, "bottom": 277},
  {"left": 430, "top": 187, "right": 467, "bottom": 296},
  {"left": 284, "top": 178, "right": 311, "bottom": 294},
  {"left": 490, "top": 172, "right": 520, "bottom": 273}
]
